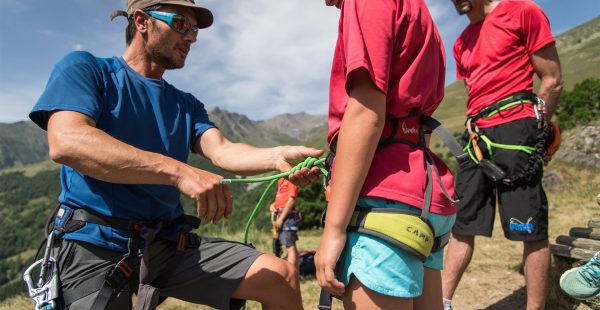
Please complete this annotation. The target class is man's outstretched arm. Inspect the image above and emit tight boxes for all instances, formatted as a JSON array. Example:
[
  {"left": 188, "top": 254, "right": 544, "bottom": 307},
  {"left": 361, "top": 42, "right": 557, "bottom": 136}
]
[{"left": 195, "top": 128, "right": 323, "bottom": 185}]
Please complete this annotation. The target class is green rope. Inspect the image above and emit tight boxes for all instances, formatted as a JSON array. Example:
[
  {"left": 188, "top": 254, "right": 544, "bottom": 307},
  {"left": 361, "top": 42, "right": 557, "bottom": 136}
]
[
  {"left": 464, "top": 134, "right": 536, "bottom": 164},
  {"left": 484, "top": 100, "right": 531, "bottom": 118},
  {"left": 220, "top": 157, "right": 328, "bottom": 184},
  {"left": 219, "top": 156, "right": 328, "bottom": 244}
]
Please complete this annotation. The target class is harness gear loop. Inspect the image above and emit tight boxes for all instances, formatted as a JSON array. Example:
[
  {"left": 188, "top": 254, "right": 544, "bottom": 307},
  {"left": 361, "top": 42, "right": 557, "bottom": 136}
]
[{"left": 464, "top": 92, "right": 554, "bottom": 184}]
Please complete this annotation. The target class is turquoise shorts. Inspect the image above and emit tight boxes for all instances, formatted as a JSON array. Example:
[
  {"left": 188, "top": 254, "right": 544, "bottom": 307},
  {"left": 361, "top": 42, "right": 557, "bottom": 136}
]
[{"left": 337, "top": 197, "right": 456, "bottom": 298}]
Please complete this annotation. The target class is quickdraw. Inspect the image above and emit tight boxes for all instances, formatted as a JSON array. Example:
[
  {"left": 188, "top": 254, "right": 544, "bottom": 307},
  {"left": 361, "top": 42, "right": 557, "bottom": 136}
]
[{"left": 23, "top": 233, "right": 61, "bottom": 310}]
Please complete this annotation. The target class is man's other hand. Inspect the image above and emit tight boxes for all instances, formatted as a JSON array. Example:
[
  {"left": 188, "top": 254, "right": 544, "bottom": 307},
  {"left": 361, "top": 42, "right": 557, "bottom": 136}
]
[{"left": 176, "top": 167, "right": 232, "bottom": 224}]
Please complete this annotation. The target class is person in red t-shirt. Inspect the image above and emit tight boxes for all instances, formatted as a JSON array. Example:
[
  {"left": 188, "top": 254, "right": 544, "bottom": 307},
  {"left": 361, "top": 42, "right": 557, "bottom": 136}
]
[
  {"left": 315, "top": 0, "right": 457, "bottom": 308},
  {"left": 441, "top": 1, "right": 563, "bottom": 310},
  {"left": 270, "top": 178, "right": 302, "bottom": 268}
]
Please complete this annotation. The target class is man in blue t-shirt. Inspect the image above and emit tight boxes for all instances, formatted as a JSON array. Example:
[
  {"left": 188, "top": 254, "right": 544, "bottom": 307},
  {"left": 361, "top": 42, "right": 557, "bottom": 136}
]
[{"left": 29, "top": 0, "right": 322, "bottom": 309}]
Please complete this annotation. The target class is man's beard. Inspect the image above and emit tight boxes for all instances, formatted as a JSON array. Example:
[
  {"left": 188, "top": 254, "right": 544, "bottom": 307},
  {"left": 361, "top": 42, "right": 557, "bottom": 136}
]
[
  {"left": 454, "top": 0, "right": 473, "bottom": 15},
  {"left": 150, "top": 47, "right": 184, "bottom": 70}
]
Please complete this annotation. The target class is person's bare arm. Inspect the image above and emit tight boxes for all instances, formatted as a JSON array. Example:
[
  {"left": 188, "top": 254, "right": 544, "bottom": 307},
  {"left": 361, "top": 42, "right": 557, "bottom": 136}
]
[
  {"left": 315, "top": 68, "right": 386, "bottom": 295},
  {"left": 195, "top": 128, "right": 323, "bottom": 184},
  {"left": 275, "top": 196, "right": 297, "bottom": 229},
  {"left": 531, "top": 43, "right": 564, "bottom": 120},
  {"left": 47, "top": 110, "right": 232, "bottom": 223}
]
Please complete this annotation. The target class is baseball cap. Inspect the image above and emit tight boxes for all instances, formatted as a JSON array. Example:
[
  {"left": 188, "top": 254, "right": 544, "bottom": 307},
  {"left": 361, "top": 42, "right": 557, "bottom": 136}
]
[{"left": 110, "top": 0, "right": 213, "bottom": 29}]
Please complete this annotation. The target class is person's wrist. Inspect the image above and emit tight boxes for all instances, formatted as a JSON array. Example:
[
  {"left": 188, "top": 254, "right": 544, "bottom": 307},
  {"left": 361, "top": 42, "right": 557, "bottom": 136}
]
[
  {"left": 272, "top": 145, "right": 289, "bottom": 171},
  {"left": 169, "top": 159, "right": 192, "bottom": 188}
]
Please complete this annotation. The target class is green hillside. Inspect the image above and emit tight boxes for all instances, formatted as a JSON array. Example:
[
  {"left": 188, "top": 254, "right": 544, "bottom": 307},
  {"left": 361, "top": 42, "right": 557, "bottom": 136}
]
[{"left": 0, "top": 121, "right": 48, "bottom": 170}]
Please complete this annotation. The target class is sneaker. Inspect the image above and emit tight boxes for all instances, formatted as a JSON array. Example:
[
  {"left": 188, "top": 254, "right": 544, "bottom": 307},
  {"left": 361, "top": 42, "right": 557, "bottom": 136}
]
[
  {"left": 443, "top": 298, "right": 453, "bottom": 310},
  {"left": 560, "top": 251, "right": 600, "bottom": 300}
]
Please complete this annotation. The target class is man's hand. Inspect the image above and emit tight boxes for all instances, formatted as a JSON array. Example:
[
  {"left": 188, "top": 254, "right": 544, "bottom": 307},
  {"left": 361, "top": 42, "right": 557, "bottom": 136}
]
[
  {"left": 274, "top": 217, "right": 284, "bottom": 230},
  {"left": 325, "top": 0, "right": 343, "bottom": 9},
  {"left": 275, "top": 146, "right": 324, "bottom": 185},
  {"left": 175, "top": 166, "right": 232, "bottom": 224}
]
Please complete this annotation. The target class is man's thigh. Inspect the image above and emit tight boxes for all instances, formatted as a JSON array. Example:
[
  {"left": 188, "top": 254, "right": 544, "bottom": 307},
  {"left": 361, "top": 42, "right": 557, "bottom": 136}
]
[
  {"left": 152, "top": 236, "right": 261, "bottom": 310},
  {"left": 52, "top": 239, "right": 134, "bottom": 309},
  {"left": 490, "top": 119, "right": 549, "bottom": 241},
  {"left": 497, "top": 173, "right": 549, "bottom": 241},
  {"left": 453, "top": 131, "right": 497, "bottom": 237}
]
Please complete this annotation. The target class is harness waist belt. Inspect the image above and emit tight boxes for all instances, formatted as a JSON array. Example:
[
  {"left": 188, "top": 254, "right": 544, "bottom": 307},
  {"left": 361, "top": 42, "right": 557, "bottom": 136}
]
[
  {"left": 469, "top": 91, "right": 537, "bottom": 123},
  {"left": 347, "top": 208, "right": 450, "bottom": 262},
  {"left": 56, "top": 205, "right": 200, "bottom": 235}
]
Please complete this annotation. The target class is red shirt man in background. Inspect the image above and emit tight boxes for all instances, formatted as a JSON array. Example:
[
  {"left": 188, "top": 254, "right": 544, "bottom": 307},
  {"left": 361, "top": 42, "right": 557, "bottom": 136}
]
[
  {"left": 442, "top": 1, "right": 563, "bottom": 309},
  {"left": 270, "top": 179, "right": 302, "bottom": 268}
]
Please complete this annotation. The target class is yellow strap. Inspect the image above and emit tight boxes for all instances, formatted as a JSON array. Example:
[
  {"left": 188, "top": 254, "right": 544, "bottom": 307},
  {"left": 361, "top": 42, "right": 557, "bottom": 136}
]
[{"left": 350, "top": 211, "right": 435, "bottom": 259}]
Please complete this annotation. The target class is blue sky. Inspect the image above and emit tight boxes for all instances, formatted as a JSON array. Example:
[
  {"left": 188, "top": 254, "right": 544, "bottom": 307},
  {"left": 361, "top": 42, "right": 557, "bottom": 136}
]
[{"left": 0, "top": 0, "right": 598, "bottom": 123}]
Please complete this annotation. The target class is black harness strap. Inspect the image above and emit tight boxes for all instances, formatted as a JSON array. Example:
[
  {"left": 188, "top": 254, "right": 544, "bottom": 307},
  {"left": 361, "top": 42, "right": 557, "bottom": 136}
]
[
  {"left": 468, "top": 92, "right": 537, "bottom": 124},
  {"left": 53, "top": 206, "right": 200, "bottom": 309}
]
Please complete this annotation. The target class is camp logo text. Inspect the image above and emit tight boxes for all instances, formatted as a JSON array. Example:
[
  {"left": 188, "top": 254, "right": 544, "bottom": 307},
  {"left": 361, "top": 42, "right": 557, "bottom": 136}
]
[
  {"left": 407, "top": 226, "right": 430, "bottom": 242},
  {"left": 509, "top": 217, "right": 535, "bottom": 234},
  {"left": 402, "top": 122, "right": 418, "bottom": 135}
]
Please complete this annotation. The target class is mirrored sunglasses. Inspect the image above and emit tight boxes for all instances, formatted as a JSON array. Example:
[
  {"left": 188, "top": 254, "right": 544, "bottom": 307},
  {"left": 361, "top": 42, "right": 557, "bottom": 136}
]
[{"left": 145, "top": 11, "right": 200, "bottom": 35}]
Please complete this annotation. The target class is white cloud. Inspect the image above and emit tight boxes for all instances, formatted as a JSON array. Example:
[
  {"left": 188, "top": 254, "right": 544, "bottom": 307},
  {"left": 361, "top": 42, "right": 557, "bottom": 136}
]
[
  {"left": 72, "top": 43, "right": 84, "bottom": 51},
  {"left": 168, "top": 0, "right": 340, "bottom": 120}
]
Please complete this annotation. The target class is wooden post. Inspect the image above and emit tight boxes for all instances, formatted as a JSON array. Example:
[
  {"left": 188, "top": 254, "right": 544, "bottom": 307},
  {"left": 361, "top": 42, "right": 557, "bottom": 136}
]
[
  {"left": 556, "top": 235, "right": 600, "bottom": 252},
  {"left": 588, "top": 218, "right": 600, "bottom": 229},
  {"left": 550, "top": 244, "right": 596, "bottom": 260},
  {"left": 569, "top": 227, "right": 600, "bottom": 241}
]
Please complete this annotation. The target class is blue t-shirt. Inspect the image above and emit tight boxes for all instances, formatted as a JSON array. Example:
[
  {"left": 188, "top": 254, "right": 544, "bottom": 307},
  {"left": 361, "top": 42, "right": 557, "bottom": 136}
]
[{"left": 30, "top": 51, "right": 215, "bottom": 252}]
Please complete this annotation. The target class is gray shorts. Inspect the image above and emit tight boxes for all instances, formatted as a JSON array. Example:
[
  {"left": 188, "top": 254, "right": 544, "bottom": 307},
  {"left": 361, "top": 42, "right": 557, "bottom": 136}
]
[
  {"left": 278, "top": 216, "right": 299, "bottom": 247},
  {"left": 52, "top": 235, "right": 261, "bottom": 310}
]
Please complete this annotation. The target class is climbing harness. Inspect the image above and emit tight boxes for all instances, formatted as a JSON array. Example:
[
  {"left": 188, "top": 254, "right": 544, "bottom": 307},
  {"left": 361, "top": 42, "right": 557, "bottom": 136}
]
[
  {"left": 317, "top": 114, "right": 468, "bottom": 309},
  {"left": 324, "top": 115, "right": 467, "bottom": 260},
  {"left": 463, "top": 92, "right": 559, "bottom": 184},
  {"left": 24, "top": 204, "right": 200, "bottom": 310}
]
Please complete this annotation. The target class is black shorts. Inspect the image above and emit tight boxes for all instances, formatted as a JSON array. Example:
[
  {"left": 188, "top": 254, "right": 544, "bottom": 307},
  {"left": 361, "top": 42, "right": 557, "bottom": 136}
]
[{"left": 453, "top": 117, "right": 549, "bottom": 241}]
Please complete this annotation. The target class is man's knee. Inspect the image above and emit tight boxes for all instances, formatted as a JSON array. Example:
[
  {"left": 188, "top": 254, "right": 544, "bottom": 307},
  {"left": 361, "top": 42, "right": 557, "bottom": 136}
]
[
  {"left": 249, "top": 255, "right": 299, "bottom": 288},
  {"left": 451, "top": 233, "right": 475, "bottom": 246},
  {"left": 524, "top": 239, "right": 549, "bottom": 252}
]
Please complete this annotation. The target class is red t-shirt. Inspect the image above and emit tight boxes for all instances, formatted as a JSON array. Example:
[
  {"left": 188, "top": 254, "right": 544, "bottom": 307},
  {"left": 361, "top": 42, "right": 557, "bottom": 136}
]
[
  {"left": 454, "top": 0, "right": 555, "bottom": 128},
  {"left": 273, "top": 178, "right": 299, "bottom": 210},
  {"left": 327, "top": 0, "right": 456, "bottom": 215}
]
